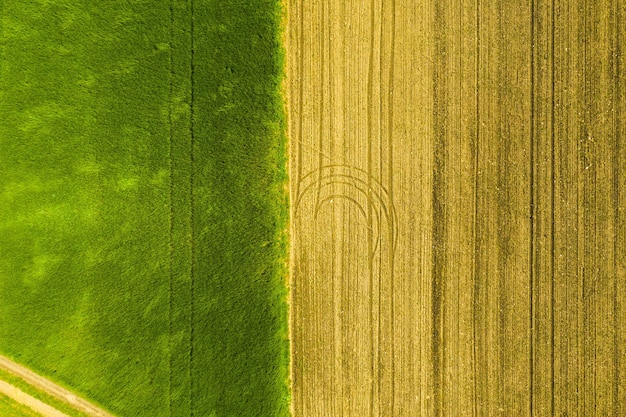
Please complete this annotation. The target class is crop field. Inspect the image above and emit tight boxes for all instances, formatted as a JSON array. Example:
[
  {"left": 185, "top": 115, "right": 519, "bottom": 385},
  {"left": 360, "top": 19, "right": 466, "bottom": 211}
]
[
  {"left": 0, "top": 1, "right": 288, "bottom": 417},
  {"left": 3, "top": 0, "right": 625, "bottom": 416},
  {"left": 287, "top": 0, "right": 625, "bottom": 416}
]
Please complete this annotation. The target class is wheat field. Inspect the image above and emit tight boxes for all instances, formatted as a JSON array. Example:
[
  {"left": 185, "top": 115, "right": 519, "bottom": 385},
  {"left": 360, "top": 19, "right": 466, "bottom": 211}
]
[{"left": 287, "top": 0, "right": 625, "bottom": 416}]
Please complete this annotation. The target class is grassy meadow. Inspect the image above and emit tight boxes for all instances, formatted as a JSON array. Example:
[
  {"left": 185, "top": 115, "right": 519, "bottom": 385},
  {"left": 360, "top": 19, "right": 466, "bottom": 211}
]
[{"left": 0, "top": 1, "right": 289, "bottom": 416}]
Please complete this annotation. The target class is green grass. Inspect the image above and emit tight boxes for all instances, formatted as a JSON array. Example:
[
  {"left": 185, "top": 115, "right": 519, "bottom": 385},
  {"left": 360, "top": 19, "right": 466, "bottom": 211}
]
[{"left": 0, "top": 1, "right": 289, "bottom": 416}]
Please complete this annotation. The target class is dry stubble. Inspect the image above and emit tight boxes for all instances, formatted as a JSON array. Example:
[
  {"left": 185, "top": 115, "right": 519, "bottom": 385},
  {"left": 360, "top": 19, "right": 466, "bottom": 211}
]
[{"left": 287, "top": 0, "right": 625, "bottom": 416}]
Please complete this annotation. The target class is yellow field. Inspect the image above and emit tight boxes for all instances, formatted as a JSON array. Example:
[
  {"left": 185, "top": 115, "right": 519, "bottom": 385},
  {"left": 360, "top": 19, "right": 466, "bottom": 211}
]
[{"left": 287, "top": 0, "right": 625, "bottom": 416}]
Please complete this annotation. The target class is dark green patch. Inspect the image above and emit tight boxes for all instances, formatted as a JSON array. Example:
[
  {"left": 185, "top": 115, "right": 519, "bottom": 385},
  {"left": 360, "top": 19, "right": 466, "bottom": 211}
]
[{"left": 191, "top": 0, "right": 289, "bottom": 415}]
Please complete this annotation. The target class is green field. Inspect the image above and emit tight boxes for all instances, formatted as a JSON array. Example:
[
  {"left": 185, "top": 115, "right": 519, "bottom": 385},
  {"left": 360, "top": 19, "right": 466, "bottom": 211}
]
[{"left": 0, "top": 1, "right": 289, "bottom": 416}]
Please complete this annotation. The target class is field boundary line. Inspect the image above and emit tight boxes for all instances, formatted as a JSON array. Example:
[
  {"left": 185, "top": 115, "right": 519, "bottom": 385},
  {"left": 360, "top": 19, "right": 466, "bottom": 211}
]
[{"left": 0, "top": 355, "right": 115, "bottom": 417}]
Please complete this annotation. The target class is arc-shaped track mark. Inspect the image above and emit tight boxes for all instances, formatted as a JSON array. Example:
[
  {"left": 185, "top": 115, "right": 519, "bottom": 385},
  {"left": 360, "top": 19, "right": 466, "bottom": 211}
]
[
  {"left": 297, "top": 165, "right": 395, "bottom": 218},
  {"left": 315, "top": 195, "right": 369, "bottom": 222},
  {"left": 295, "top": 174, "right": 390, "bottom": 224},
  {"left": 295, "top": 175, "right": 396, "bottom": 251},
  {"left": 298, "top": 164, "right": 392, "bottom": 195},
  {"left": 316, "top": 192, "right": 386, "bottom": 258},
  {"left": 306, "top": 180, "right": 384, "bottom": 255},
  {"left": 294, "top": 163, "right": 398, "bottom": 416},
  {"left": 314, "top": 193, "right": 385, "bottom": 257},
  {"left": 295, "top": 165, "right": 398, "bottom": 250}
]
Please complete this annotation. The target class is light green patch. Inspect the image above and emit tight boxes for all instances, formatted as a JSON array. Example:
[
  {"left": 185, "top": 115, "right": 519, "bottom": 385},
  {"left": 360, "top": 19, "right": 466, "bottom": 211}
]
[
  {"left": 116, "top": 177, "right": 139, "bottom": 192},
  {"left": 109, "top": 59, "right": 138, "bottom": 76},
  {"left": 23, "top": 253, "right": 64, "bottom": 289},
  {"left": 18, "top": 102, "right": 69, "bottom": 134},
  {"left": 150, "top": 169, "right": 169, "bottom": 186},
  {"left": 76, "top": 74, "right": 96, "bottom": 89},
  {"left": 75, "top": 159, "right": 101, "bottom": 175}
]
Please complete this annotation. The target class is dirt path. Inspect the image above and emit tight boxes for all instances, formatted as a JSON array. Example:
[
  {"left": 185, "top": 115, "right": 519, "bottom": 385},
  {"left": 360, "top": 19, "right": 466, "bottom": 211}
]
[
  {"left": 287, "top": 0, "right": 625, "bottom": 416},
  {"left": 0, "top": 355, "right": 114, "bottom": 417},
  {"left": 0, "top": 379, "right": 69, "bottom": 417}
]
